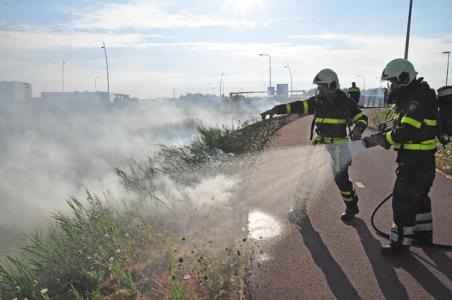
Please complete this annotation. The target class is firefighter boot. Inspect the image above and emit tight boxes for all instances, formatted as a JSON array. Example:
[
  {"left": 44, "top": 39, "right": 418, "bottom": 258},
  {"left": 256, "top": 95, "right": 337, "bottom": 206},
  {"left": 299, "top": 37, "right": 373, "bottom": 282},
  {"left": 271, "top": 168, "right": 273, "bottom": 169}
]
[
  {"left": 341, "top": 199, "right": 359, "bottom": 221},
  {"left": 381, "top": 243, "right": 410, "bottom": 257},
  {"left": 414, "top": 212, "right": 433, "bottom": 245},
  {"left": 413, "top": 231, "right": 433, "bottom": 245}
]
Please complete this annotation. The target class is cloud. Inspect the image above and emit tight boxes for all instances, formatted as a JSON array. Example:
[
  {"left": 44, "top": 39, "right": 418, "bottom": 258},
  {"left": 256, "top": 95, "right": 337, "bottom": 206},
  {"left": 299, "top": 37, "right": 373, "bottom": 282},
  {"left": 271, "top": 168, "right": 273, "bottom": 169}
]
[
  {"left": 1, "top": 26, "right": 451, "bottom": 96},
  {"left": 67, "top": 0, "right": 257, "bottom": 30},
  {"left": 0, "top": 28, "right": 154, "bottom": 50},
  {"left": 221, "top": 0, "right": 266, "bottom": 15}
]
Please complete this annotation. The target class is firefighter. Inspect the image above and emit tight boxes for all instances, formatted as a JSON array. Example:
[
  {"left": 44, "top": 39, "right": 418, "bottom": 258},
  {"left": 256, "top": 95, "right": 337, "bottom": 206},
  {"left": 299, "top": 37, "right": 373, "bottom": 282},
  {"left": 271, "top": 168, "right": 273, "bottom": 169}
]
[
  {"left": 261, "top": 69, "right": 368, "bottom": 221},
  {"left": 348, "top": 82, "right": 361, "bottom": 104},
  {"left": 364, "top": 58, "right": 437, "bottom": 256}
]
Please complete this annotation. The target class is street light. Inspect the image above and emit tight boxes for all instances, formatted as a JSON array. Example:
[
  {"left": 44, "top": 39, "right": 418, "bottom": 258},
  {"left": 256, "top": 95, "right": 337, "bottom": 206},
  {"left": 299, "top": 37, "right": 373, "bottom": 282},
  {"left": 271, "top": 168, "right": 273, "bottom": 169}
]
[
  {"left": 94, "top": 76, "right": 99, "bottom": 91},
  {"left": 442, "top": 51, "right": 450, "bottom": 85},
  {"left": 101, "top": 42, "right": 110, "bottom": 97},
  {"left": 284, "top": 64, "right": 293, "bottom": 97},
  {"left": 259, "top": 53, "right": 272, "bottom": 89},
  {"left": 404, "top": 0, "right": 413, "bottom": 59},
  {"left": 220, "top": 73, "right": 225, "bottom": 97},
  {"left": 62, "top": 60, "right": 65, "bottom": 92},
  {"left": 356, "top": 74, "right": 366, "bottom": 91}
]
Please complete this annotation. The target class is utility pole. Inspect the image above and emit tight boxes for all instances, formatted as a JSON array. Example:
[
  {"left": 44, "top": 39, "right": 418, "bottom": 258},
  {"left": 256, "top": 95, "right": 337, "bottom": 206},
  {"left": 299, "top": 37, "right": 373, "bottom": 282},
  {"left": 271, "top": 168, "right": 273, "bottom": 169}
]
[
  {"left": 404, "top": 0, "right": 413, "bottom": 59},
  {"left": 443, "top": 51, "right": 450, "bottom": 85},
  {"left": 220, "top": 73, "right": 224, "bottom": 97},
  {"left": 62, "top": 60, "right": 65, "bottom": 92},
  {"left": 101, "top": 42, "right": 110, "bottom": 97},
  {"left": 284, "top": 64, "right": 293, "bottom": 97}
]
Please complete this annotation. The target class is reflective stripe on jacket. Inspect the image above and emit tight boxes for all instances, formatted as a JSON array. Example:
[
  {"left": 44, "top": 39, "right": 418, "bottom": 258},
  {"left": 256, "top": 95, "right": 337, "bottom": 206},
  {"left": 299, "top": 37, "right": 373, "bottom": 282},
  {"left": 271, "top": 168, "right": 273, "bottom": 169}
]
[
  {"left": 275, "top": 90, "right": 368, "bottom": 144},
  {"left": 385, "top": 78, "right": 438, "bottom": 152}
]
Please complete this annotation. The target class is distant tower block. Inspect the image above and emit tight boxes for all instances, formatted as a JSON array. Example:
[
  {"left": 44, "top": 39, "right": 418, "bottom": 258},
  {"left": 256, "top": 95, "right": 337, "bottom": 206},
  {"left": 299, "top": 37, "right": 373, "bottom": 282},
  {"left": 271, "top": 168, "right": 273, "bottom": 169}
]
[{"left": 276, "top": 84, "right": 289, "bottom": 98}]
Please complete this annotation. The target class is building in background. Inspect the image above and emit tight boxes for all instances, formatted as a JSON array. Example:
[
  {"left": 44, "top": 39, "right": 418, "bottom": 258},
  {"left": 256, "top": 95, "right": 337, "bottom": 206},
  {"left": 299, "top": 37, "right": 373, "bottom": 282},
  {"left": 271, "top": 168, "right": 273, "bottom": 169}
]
[
  {"left": 276, "top": 84, "right": 289, "bottom": 98},
  {"left": 0, "top": 81, "right": 32, "bottom": 105},
  {"left": 40, "top": 91, "right": 110, "bottom": 110}
]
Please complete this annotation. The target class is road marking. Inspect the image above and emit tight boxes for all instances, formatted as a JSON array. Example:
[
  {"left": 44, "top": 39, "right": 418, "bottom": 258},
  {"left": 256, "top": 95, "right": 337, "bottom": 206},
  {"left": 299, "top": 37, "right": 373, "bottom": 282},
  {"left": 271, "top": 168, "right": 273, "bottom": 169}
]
[{"left": 355, "top": 182, "right": 366, "bottom": 189}]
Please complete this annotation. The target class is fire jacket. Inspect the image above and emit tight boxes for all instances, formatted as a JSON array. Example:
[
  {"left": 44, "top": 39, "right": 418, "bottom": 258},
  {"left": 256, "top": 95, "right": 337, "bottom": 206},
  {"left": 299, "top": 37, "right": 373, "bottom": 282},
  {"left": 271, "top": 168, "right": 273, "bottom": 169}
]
[
  {"left": 385, "top": 78, "right": 438, "bottom": 163},
  {"left": 348, "top": 86, "right": 361, "bottom": 103},
  {"left": 274, "top": 90, "right": 368, "bottom": 144}
]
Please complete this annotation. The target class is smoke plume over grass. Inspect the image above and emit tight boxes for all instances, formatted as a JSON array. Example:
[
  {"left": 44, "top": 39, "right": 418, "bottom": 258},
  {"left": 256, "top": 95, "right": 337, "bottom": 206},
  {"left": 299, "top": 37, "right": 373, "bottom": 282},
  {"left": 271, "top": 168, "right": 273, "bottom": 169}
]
[{"left": 0, "top": 96, "right": 275, "bottom": 227}]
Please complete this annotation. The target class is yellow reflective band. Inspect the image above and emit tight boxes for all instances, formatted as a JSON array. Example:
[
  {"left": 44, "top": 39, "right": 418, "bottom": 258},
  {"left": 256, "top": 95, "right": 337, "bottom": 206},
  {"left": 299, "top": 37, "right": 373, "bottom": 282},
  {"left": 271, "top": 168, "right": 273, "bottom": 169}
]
[
  {"left": 315, "top": 118, "right": 346, "bottom": 124},
  {"left": 386, "top": 131, "right": 395, "bottom": 145},
  {"left": 352, "top": 112, "right": 364, "bottom": 122},
  {"left": 303, "top": 101, "right": 308, "bottom": 114},
  {"left": 314, "top": 136, "right": 349, "bottom": 144},
  {"left": 401, "top": 116, "right": 422, "bottom": 129},
  {"left": 356, "top": 119, "right": 367, "bottom": 126},
  {"left": 285, "top": 103, "right": 292, "bottom": 114},
  {"left": 423, "top": 119, "right": 437, "bottom": 126},
  {"left": 340, "top": 190, "right": 352, "bottom": 196},
  {"left": 394, "top": 139, "right": 437, "bottom": 151},
  {"left": 348, "top": 87, "right": 360, "bottom": 92},
  {"left": 342, "top": 196, "right": 354, "bottom": 202}
]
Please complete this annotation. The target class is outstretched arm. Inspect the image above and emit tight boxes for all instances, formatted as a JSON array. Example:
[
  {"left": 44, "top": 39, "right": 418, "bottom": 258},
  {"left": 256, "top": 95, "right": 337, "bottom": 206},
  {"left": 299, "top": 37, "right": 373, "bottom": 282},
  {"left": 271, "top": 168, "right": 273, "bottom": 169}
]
[{"left": 261, "top": 97, "right": 315, "bottom": 120}]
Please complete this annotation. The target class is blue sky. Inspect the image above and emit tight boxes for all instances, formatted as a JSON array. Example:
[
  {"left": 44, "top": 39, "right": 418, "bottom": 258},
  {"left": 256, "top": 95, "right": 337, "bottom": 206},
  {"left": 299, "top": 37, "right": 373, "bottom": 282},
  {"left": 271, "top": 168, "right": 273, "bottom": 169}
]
[{"left": 1, "top": 0, "right": 451, "bottom": 97}]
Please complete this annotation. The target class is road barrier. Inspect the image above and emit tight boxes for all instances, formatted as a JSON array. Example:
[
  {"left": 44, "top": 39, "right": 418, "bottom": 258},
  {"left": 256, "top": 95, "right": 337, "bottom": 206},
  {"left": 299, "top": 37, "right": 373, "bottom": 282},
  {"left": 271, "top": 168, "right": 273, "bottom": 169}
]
[{"left": 359, "top": 96, "right": 387, "bottom": 108}]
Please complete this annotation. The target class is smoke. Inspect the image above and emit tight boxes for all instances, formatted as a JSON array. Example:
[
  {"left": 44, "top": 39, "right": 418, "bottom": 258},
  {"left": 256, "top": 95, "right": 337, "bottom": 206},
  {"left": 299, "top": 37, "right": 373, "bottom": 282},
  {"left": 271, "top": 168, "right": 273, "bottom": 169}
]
[{"left": 0, "top": 96, "right": 277, "bottom": 228}]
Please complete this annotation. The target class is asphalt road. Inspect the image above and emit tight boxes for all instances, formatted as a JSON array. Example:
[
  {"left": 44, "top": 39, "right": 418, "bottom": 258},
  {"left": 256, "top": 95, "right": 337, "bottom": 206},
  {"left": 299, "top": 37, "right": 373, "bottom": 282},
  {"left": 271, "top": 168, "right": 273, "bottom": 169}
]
[{"left": 248, "top": 115, "right": 452, "bottom": 300}]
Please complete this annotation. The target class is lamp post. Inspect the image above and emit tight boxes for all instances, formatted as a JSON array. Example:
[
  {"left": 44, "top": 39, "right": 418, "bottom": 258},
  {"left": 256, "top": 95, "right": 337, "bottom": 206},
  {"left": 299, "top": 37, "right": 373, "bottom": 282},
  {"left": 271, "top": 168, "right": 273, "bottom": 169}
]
[
  {"left": 404, "top": 0, "right": 413, "bottom": 59},
  {"left": 101, "top": 42, "right": 110, "bottom": 97},
  {"left": 94, "top": 76, "right": 98, "bottom": 91},
  {"left": 356, "top": 74, "right": 366, "bottom": 90},
  {"left": 259, "top": 53, "right": 272, "bottom": 89},
  {"left": 443, "top": 51, "right": 450, "bottom": 85},
  {"left": 284, "top": 64, "right": 293, "bottom": 97},
  {"left": 62, "top": 60, "right": 65, "bottom": 92},
  {"left": 220, "top": 73, "right": 224, "bottom": 97}
]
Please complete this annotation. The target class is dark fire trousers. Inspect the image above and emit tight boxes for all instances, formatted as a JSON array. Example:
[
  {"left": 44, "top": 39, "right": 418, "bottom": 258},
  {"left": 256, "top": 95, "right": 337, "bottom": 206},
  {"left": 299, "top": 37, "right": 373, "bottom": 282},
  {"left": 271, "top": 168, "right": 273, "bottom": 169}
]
[{"left": 391, "top": 155, "right": 435, "bottom": 246}]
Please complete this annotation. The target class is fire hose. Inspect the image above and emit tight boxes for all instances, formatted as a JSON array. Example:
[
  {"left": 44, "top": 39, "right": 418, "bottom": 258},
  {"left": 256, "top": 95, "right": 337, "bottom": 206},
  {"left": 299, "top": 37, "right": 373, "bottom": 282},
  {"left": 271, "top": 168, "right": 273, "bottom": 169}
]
[{"left": 371, "top": 193, "right": 452, "bottom": 250}]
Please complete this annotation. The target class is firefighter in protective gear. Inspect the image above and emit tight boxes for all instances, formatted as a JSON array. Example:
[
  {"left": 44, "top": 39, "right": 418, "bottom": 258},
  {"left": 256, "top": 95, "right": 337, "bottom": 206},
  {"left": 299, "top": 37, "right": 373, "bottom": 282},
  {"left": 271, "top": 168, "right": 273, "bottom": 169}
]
[
  {"left": 261, "top": 69, "right": 368, "bottom": 221},
  {"left": 348, "top": 82, "right": 361, "bottom": 103},
  {"left": 364, "top": 58, "right": 437, "bottom": 256}
]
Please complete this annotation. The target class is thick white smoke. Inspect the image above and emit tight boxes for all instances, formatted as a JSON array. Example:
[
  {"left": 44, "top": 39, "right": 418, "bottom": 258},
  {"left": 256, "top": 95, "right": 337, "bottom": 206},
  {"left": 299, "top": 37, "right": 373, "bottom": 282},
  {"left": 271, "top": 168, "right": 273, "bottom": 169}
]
[{"left": 0, "top": 96, "right": 277, "bottom": 228}]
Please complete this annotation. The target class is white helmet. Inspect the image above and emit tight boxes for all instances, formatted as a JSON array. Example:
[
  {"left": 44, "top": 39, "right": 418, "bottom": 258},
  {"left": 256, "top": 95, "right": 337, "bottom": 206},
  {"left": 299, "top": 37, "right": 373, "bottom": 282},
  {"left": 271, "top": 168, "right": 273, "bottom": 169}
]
[
  {"left": 381, "top": 58, "right": 418, "bottom": 87},
  {"left": 313, "top": 69, "right": 340, "bottom": 92}
]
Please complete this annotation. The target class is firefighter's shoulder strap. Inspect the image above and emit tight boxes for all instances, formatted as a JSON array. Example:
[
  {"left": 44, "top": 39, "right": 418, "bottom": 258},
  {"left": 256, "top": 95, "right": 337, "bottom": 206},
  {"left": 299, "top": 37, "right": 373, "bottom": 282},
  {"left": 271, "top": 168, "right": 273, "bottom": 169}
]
[{"left": 341, "top": 97, "right": 353, "bottom": 134}]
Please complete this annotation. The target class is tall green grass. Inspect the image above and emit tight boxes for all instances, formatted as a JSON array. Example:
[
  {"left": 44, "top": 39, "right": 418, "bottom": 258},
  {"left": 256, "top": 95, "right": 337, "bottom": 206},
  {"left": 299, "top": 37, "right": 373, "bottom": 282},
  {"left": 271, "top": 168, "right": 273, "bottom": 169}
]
[{"left": 0, "top": 193, "right": 153, "bottom": 299}]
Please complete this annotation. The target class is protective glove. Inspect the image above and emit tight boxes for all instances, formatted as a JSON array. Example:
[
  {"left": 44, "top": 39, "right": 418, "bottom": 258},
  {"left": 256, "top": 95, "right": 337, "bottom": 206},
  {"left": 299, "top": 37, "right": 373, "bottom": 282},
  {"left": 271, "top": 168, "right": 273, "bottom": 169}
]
[
  {"left": 363, "top": 133, "right": 390, "bottom": 149},
  {"left": 350, "top": 126, "right": 364, "bottom": 141},
  {"left": 260, "top": 107, "right": 278, "bottom": 120}
]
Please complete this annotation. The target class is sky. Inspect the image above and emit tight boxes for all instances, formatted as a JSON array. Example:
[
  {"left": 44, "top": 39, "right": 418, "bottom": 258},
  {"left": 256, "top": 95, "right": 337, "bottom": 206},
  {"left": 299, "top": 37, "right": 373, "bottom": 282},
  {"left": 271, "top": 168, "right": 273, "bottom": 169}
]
[{"left": 1, "top": 0, "right": 451, "bottom": 98}]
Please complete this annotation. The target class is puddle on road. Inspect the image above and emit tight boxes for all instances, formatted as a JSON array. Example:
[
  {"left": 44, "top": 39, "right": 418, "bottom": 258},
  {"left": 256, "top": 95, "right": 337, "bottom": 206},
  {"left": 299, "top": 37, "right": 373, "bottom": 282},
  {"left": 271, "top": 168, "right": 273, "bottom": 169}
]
[{"left": 247, "top": 210, "right": 282, "bottom": 240}]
